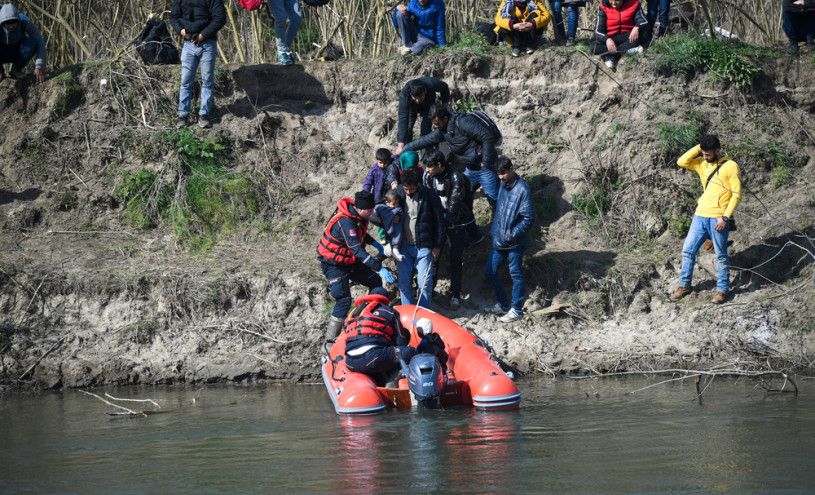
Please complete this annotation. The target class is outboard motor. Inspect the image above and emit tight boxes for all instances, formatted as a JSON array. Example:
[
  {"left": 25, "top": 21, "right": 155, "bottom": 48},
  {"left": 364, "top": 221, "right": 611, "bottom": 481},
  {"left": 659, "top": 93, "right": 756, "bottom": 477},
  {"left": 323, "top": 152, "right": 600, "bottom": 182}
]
[{"left": 406, "top": 353, "right": 445, "bottom": 409}]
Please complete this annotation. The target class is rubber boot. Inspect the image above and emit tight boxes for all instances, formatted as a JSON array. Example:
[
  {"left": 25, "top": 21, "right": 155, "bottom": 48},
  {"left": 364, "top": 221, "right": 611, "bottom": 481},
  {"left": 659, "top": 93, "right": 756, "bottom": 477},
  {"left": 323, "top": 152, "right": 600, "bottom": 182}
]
[{"left": 325, "top": 315, "right": 344, "bottom": 341}]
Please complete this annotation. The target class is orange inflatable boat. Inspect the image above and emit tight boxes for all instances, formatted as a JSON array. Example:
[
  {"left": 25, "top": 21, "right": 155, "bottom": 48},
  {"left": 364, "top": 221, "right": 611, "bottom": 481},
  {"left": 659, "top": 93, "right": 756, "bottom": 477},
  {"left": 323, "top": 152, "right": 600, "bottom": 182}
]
[{"left": 321, "top": 305, "right": 521, "bottom": 415}]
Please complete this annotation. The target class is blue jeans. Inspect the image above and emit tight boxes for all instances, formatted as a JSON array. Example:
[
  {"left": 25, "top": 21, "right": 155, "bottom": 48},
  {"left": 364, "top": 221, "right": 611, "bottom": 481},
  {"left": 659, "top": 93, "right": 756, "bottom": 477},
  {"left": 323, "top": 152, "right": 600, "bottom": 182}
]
[
  {"left": 550, "top": 1, "right": 580, "bottom": 39},
  {"left": 321, "top": 261, "right": 383, "bottom": 319},
  {"left": 680, "top": 215, "right": 730, "bottom": 294},
  {"left": 393, "top": 10, "right": 437, "bottom": 54},
  {"left": 0, "top": 37, "right": 37, "bottom": 68},
  {"left": 396, "top": 243, "right": 434, "bottom": 308},
  {"left": 646, "top": 0, "right": 672, "bottom": 36},
  {"left": 178, "top": 39, "right": 217, "bottom": 118},
  {"left": 463, "top": 166, "right": 500, "bottom": 208},
  {"left": 783, "top": 11, "right": 815, "bottom": 43},
  {"left": 484, "top": 246, "right": 526, "bottom": 312},
  {"left": 269, "top": 0, "right": 303, "bottom": 54}
]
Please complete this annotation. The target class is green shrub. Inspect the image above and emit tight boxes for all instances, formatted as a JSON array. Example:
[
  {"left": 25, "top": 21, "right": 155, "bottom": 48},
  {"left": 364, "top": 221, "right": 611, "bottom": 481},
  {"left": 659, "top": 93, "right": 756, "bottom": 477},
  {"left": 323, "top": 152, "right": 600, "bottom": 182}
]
[
  {"left": 51, "top": 68, "right": 86, "bottom": 118},
  {"left": 456, "top": 95, "right": 478, "bottom": 113},
  {"left": 773, "top": 165, "right": 792, "bottom": 189},
  {"left": 449, "top": 29, "right": 490, "bottom": 57},
  {"left": 651, "top": 35, "right": 760, "bottom": 87},
  {"left": 114, "top": 169, "right": 173, "bottom": 229},
  {"left": 114, "top": 131, "right": 259, "bottom": 250},
  {"left": 572, "top": 188, "right": 611, "bottom": 219},
  {"left": 657, "top": 111, "right": 707, "bottom": 161}
]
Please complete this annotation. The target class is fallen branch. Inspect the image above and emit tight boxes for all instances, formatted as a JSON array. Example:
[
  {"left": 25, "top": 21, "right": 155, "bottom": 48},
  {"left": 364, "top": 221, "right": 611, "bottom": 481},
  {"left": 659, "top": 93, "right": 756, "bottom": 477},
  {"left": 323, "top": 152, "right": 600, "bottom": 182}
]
[
  {"left": 19, "top": 336, "right": 66, "bottom": 380},
  {"left": 237, "top": 326, "right": 294, "bottom": 344},
  {"left": 45, "top": 230, "right": 135, "bottom": 236},
  {"left": 80, "top": 390, "right": 146, "bottom": 416},
  {"left": 104, "top": 392, "right": 161, "bottom": 409},
  {"left": 569, "top": 368, "right": 798, "bottom": 394},
  {"left": 530, "top": 302, "right": 571, "bottom": 316}
]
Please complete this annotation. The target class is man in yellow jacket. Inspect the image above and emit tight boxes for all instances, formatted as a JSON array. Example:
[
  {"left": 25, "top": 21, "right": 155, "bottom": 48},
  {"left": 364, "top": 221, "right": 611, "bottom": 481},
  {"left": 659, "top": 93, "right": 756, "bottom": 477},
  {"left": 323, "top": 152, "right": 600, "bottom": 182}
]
[
  {"left": 494, "top": 0, "right": 550, "bottom": 56},
  {"left": 670, "top": 135, "right": 742, "bottom": 304}
]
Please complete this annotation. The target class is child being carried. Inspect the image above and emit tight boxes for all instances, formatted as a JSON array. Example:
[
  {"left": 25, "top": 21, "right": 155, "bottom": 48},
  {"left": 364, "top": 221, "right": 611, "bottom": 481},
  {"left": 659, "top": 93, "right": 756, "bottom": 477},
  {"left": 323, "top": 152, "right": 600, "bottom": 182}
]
[{"left": 369, "top": 189, "right": 405, "bottom": 262}]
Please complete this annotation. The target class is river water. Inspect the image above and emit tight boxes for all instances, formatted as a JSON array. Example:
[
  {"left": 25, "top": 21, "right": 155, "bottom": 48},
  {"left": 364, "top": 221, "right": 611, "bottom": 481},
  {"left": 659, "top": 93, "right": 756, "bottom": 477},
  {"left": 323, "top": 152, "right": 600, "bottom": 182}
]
[{"left": 1, "top": 376, "right": 813, "bottom": 494}]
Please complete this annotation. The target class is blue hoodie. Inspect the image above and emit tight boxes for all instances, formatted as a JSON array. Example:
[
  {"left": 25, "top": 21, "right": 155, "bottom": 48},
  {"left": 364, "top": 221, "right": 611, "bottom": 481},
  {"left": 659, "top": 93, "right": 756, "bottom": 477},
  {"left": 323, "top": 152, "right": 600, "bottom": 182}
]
[
  {"left": 392, "top": 0, "right": 447, "bottom": 47},
  {"left": 0, "top": 4, "right": 46, "bottom": 70}
]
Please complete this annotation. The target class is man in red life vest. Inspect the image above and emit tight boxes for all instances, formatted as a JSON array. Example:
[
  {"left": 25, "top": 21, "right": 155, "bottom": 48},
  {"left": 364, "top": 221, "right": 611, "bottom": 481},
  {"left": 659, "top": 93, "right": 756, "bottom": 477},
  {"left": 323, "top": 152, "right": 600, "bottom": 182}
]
[
  {"left": 318, "top": 191, "right": 395, "bottom": 341},
  {"left": 343, "top": 287, "right": 416, "bottom": 385}
]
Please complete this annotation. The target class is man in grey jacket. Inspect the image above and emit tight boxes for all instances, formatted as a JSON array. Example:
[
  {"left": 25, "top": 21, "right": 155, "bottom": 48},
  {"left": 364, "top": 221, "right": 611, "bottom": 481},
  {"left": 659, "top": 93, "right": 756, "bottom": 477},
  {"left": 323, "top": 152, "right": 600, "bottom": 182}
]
[
  {"left": 0, "top": 4, "right": 46, "bottom": 83},
  {"left": 483, "top": 157, "right": 535, "bottom": 323}
]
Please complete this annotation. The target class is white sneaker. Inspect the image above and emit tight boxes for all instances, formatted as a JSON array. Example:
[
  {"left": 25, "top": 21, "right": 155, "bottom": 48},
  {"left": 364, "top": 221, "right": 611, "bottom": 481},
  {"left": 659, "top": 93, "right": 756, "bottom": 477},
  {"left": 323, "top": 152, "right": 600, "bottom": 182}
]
[
  {"left": 627, "top": 46, "right": 644, "bottom": 54},
  {"left": 499, "top": 309, "right": 523, "bottom": 323},
  {"left": 484, "top": 302, "right": 507, "bottom": 314},
  {"left": 399, "top": 46, "right": 412, "bottom": 55},
  {"left": 604, "top": 56, "right": 615, "bottom": 69}
]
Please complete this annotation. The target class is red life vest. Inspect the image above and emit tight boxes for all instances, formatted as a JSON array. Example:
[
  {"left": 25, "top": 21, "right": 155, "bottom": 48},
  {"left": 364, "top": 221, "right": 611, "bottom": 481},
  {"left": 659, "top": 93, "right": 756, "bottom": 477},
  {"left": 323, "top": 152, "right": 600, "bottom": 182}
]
[
  {"left": 317, "top": 198, "right": 369, "bottom": 264},
  {"left": 343, "top": 294, "right": 396, "bottom": 341},
  {"left": 601, "top": 0, "right": 639, "bottom": 36}
]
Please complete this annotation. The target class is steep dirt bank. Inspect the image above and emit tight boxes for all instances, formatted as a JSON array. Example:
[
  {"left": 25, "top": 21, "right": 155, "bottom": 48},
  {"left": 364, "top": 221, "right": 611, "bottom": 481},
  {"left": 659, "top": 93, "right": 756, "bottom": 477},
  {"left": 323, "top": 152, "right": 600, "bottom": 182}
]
[{"left": 1, "top": 45, "right": 814, "bottom": 390}]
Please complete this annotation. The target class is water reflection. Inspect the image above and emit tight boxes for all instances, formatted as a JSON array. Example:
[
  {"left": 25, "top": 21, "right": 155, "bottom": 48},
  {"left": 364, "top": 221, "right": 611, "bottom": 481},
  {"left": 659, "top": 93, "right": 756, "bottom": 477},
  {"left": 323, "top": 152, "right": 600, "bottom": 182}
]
[
  {"left": 329, "top": 408, "right": 520, "bottom": 494},
  {"left": 445, "top": 411, "right": 519, "bottom": 494},
  {"left": 2, "top": 380, "right": 815, "bottom": 494},
  {"left": 333, "top": 415, "right": 387, "bottom": 495}
]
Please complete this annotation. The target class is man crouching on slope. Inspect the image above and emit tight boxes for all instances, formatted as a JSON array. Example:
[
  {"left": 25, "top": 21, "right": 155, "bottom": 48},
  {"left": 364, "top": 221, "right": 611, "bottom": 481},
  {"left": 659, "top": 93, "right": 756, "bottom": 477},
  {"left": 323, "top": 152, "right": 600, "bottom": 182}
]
[{"left": 670, "top": 135, "right": 742, "bottom": 305}]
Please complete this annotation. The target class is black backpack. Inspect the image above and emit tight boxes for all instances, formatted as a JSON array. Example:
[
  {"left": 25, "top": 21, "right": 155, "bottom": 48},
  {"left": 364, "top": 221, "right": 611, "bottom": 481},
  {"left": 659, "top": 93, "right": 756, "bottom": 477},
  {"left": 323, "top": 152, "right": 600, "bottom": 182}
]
[
  {"left": 468, "top": 110, "right": 503, "bottom": 147},
  {"left": 136, "top": 19, "right": 179, "bottom": 65},
  {"left": 474, "top": 22, "right": 498, "bottom": 46}
]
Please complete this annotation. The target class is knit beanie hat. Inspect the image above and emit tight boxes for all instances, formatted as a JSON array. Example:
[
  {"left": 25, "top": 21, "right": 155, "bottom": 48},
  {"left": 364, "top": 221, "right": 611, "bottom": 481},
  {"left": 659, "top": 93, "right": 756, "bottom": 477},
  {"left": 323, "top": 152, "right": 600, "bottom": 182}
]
[
  {"left": 354, "top": 191, "right": 375, "bottom": 210},
  {"left": 400, "top": 151, "right": 419, "bottom": 171}
]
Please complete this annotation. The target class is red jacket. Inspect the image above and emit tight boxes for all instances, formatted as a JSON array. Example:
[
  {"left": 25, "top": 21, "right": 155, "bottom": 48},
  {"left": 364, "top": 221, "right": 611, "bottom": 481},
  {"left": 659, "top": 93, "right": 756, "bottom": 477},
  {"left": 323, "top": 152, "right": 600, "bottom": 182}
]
[{"left": 594, "top": 0, "right": 647, "bottom": 41}]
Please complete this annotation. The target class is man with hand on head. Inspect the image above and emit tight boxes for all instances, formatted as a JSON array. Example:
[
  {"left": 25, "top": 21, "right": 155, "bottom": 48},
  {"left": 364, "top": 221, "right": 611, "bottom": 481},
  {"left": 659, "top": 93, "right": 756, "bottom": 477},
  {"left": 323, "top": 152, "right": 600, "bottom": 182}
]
[{"left": 670, "top": 135, "right": 741, "bottom": 305}]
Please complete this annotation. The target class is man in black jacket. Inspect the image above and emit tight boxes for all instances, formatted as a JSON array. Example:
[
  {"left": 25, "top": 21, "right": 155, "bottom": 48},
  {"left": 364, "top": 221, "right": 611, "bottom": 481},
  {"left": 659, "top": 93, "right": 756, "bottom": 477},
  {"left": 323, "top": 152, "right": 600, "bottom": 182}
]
[
  {"left": 395, "top": 77, "right": 450, "bottom": 151},
  {"left": 169, "top": 0, "right": 226, "bottom": 129},
  {"left": 401, "top": 103, "right": 501, "bottom": 210},
  {"left": 395, "top": 167, "right": 445, "bottom": 309},
  {"left": 422, "top": 149, "right": 473, "bottom": 310},
  {"left": 783, "top": 0, "right": 815, "bottom": 53}
]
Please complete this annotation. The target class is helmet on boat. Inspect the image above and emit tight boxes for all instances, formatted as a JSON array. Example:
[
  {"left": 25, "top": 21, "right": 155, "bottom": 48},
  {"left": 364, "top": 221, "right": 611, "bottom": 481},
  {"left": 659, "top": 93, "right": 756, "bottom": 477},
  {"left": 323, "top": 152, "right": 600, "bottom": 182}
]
[{"left": 414, "top": 318, "right": 433, "bottom": 337}]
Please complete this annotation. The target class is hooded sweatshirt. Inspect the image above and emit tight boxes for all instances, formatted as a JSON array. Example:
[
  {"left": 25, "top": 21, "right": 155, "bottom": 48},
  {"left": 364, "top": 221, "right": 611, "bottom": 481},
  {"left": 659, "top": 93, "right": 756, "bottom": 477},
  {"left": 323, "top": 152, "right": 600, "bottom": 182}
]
[{"left": 0, "top": 4, "right": 46, "bottom": 70}]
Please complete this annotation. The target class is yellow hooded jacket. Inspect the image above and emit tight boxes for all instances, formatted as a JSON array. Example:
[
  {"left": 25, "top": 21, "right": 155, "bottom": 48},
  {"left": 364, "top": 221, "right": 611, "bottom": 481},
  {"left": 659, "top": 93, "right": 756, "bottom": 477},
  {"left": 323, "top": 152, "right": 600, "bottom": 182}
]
[
  {"left": 677, "top": 144, "right": 742, "bottom": 219},
  {"left": 494, "top": 0, "right": 550, "bottom": 45}
]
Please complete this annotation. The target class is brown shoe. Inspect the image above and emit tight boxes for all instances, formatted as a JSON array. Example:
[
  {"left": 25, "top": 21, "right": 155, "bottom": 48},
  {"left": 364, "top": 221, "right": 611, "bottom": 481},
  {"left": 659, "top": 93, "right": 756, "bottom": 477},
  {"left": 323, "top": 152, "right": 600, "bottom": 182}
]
[
  {"left": 711, "top": 291, "right": 727, "bottom": 304},
  {"left": 670, "top": 286, "right": 691, "bottom": 302}
]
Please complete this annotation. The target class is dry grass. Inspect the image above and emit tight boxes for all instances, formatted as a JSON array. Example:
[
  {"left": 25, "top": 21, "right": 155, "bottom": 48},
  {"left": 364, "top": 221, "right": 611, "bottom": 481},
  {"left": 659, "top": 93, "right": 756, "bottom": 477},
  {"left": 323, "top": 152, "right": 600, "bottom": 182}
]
[{"left": 16, "top": 0, "right": 786, "bottom": 67}]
